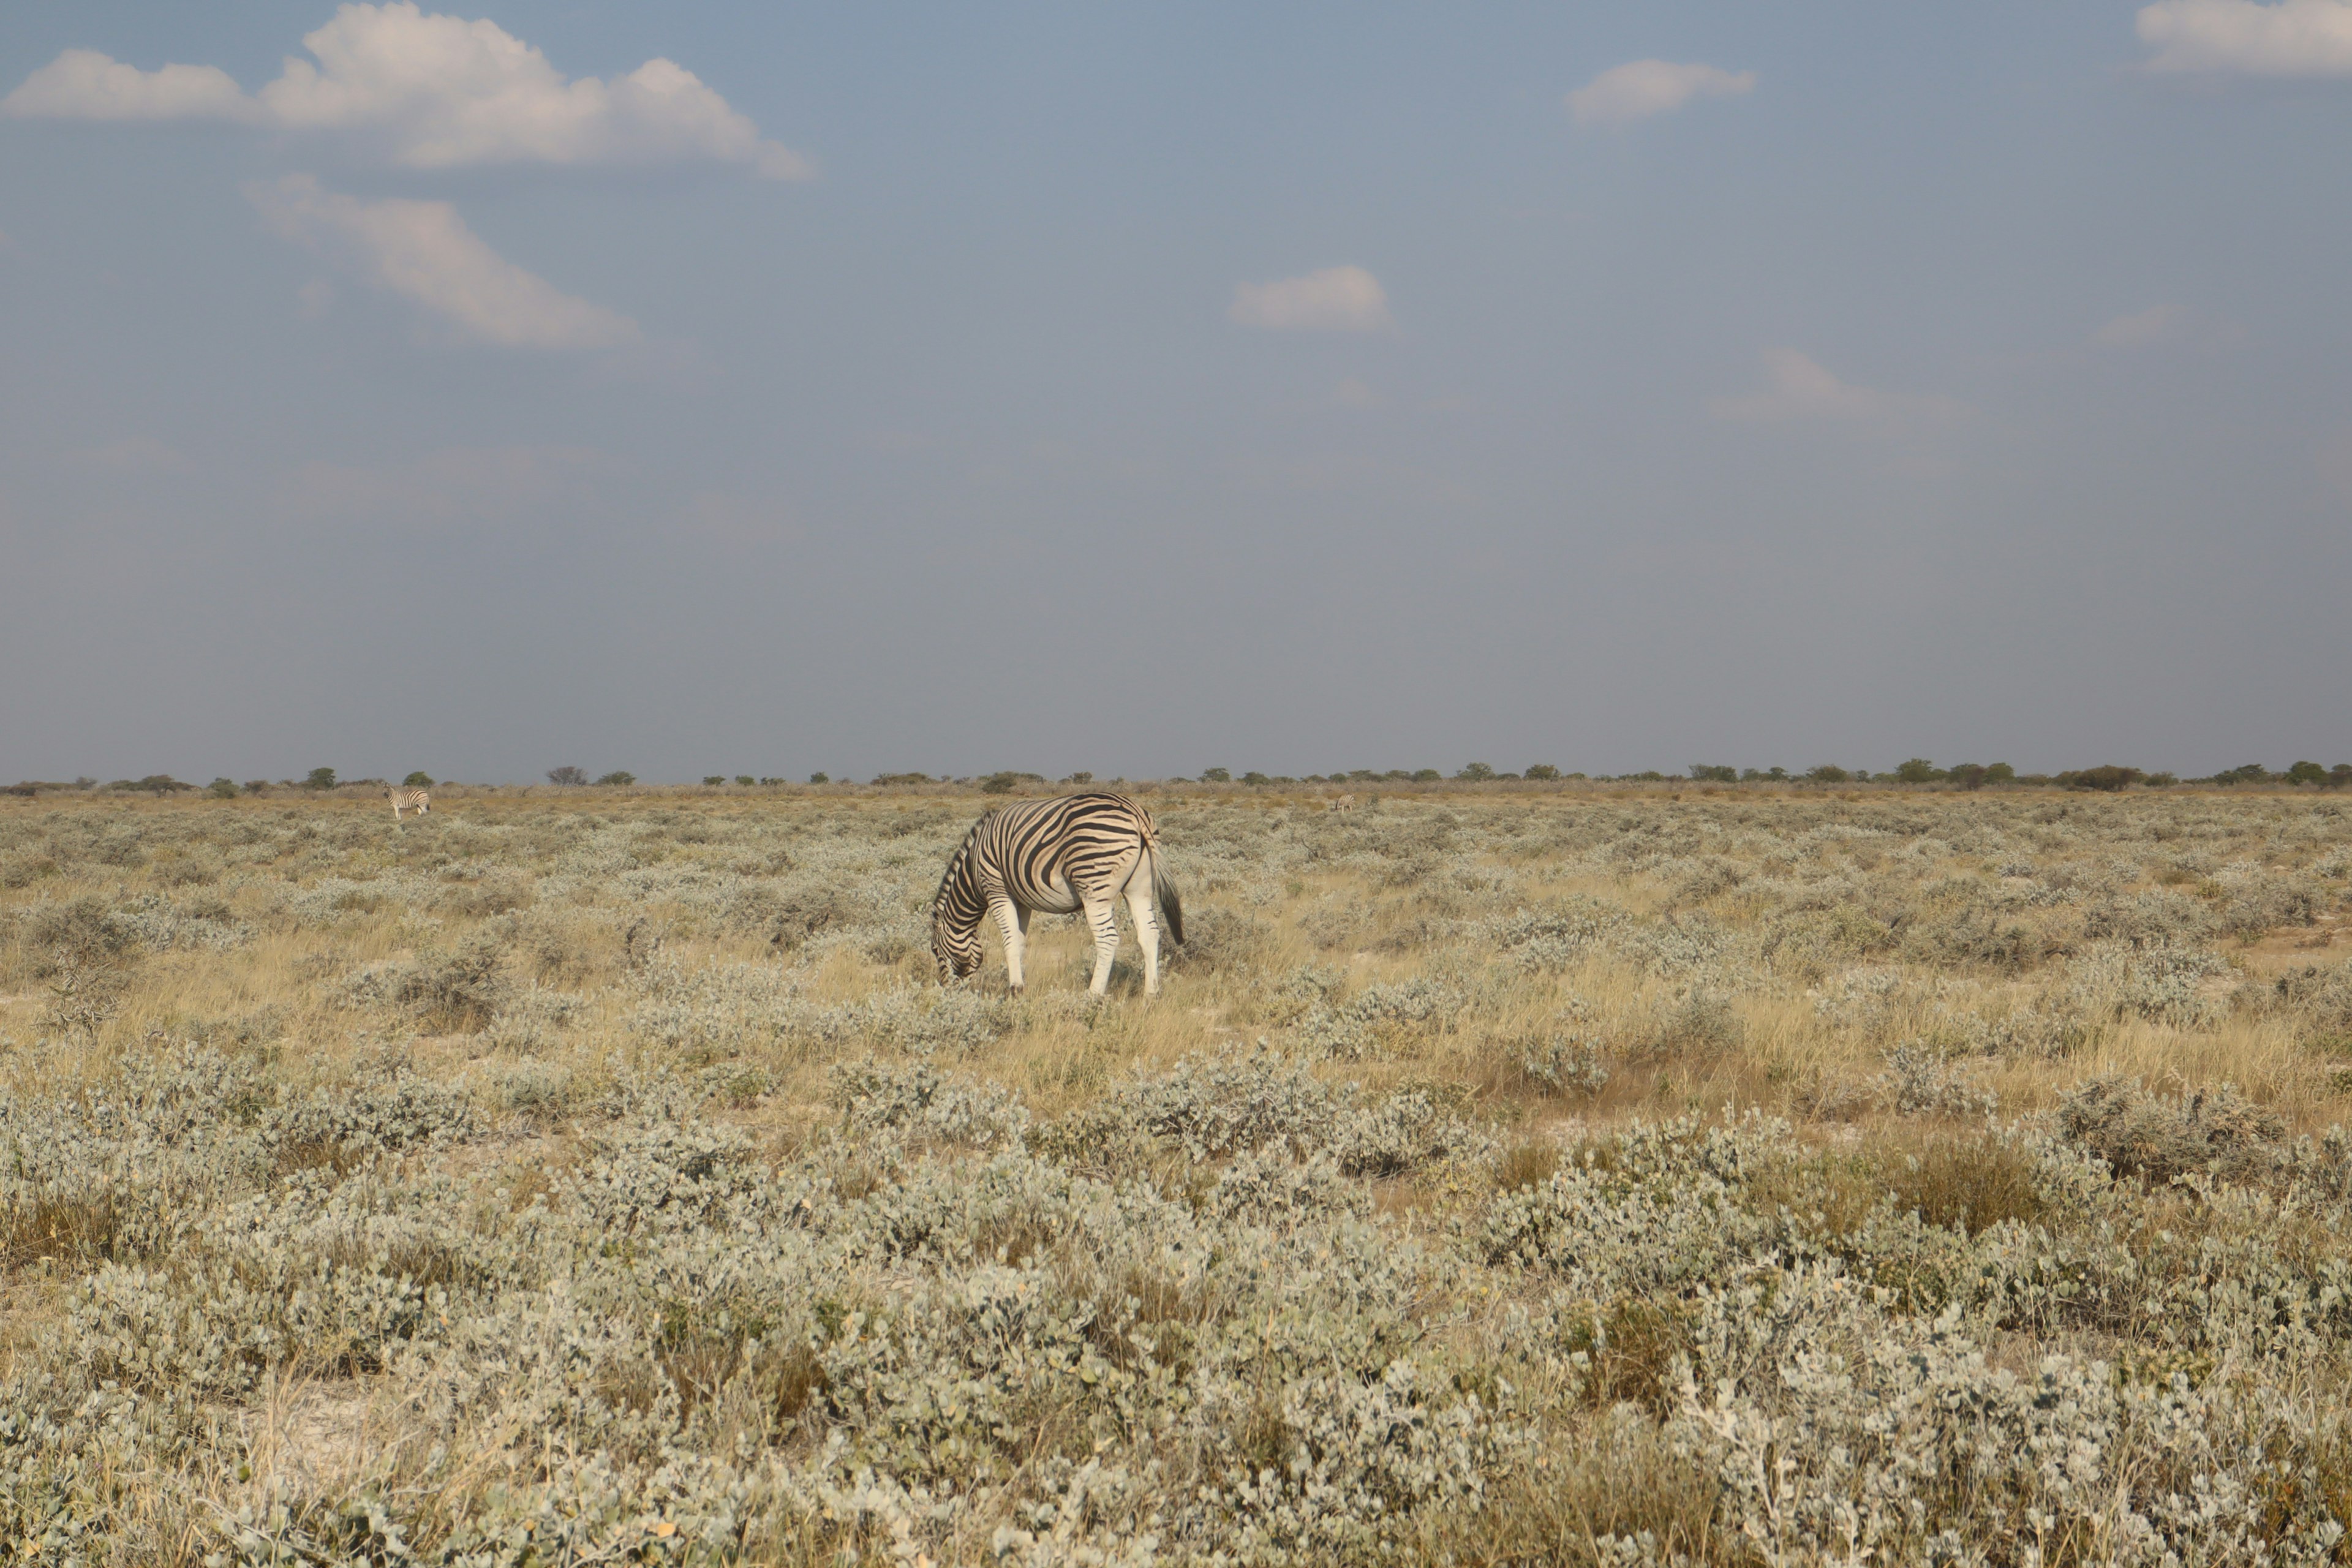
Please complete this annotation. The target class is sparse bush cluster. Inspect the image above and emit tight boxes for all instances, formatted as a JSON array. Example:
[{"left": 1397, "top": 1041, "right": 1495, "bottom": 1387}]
[{"left": 0, "top": 785, "right": 2348, "bottom": 1561}]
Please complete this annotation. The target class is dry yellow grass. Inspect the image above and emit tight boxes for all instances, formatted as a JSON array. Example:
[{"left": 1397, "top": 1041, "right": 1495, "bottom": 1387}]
[{"left": 2, "top": 782, "right": 2350, "bottom": 1562}]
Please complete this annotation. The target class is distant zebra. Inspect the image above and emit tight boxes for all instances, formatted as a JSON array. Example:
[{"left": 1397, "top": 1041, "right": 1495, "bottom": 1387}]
[
  {"left": 388, "top": 787, "right": 430, "bottom": 820},
  {"left": 1327, "top": 793, "right": 1356, "bottom": 813},
  {"left": 931, "top": 793, "right": 1184, "bottom": 995}
]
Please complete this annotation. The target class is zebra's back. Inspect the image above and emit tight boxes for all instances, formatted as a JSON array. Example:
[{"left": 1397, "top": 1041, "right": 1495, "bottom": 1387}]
[
  {"left": 388, "top": 788, "right": 430, "bottom": 818},
  {"left": 970, "top": 793, "right": 1155, "bottom": 908}
]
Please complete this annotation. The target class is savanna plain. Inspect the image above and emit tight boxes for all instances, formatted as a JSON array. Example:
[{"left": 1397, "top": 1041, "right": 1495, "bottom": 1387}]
[{"left": 7, "top": 783, "right": 2352, "bottom": 1566}]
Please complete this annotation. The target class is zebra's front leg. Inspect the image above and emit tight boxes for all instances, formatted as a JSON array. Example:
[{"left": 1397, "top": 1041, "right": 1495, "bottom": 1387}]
[
  {"left": 1084, "top": 897, "right": 1121, "bottom": 995},
  {"left": 994, "top": 900, "right": 1031, "bottom": 993}
]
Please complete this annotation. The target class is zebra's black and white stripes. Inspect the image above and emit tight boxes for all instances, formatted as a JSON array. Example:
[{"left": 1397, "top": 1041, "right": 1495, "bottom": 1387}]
[
  {"left": 388, "top": 788, "right": 430, "bottom": 820},
  {"left": 930, "top": 793, "right": 1184, "bottom": 995}
]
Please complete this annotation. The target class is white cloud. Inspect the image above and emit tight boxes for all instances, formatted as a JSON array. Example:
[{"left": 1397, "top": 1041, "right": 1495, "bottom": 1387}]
[
  {"left": 2137, "top": 0, "right": 2352, "bottom": 74},
  {"left": 1229, "top": 266, "right": 1393, "bottom": 332},
  {"left": 1567, "top": 59, "right": 1756, "bottom": 126},
  {"left": 249, "top": 174, "right": 638, "bottom": 349},
  {"left": 4, "top": 3, "right": 812, "bottom": 177},
  {"left": 1709, "top": 348, "right": 1969, "bottom": 426},
  {"left": 1, "top": 49, "right": 257, "bottom": 122}
]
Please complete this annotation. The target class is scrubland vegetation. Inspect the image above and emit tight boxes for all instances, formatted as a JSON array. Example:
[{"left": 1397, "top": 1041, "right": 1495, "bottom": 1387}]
[{"left": 3, "top": 784, "right": 2352, "bottom": 1564}]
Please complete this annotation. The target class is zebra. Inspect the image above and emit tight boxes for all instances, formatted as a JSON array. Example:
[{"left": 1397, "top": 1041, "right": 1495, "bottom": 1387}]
[
  {"left": 388, "top": 787, "right": 430, "bottom": 820},
  {"left": 931, "top": 793, "right": 1184, "bottom": 995},
  {"left": 1327, "top": 793, "right": 1356, "bottom": 813}
]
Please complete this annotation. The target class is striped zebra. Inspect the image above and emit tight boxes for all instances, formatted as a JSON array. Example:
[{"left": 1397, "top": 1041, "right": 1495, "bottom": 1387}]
[
  {"left": 388, "top": 787, "right": 430, "bottom": 820},
  {"left": 1327, "top": 793, "right": 1356, "bottom": 813},
  {"left": 931, "top": 793, "right": 1184, "bottom": 995}
]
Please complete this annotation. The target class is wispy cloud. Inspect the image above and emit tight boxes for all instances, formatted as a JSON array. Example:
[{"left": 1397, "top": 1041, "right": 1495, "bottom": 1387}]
[
  {"left": 1229, "top": 266, "right": 1393, "bottom": 332},
  {"left": 2092, "top": 303, "right": 2244, "bottom": 350},
  {"left": 277, "top": 445, "right": 613, "bottom": 525},
  {"left": 2097, "top": 303, "right": 2188, "bottom": 347},
  {"left": 66, "top": 436, "right": 190, "bottom": 472},
  {"left": 2136, "top": 0, "right": 2352, "bottom": 75},
  {"left": 1709, "top": 349, "right": 1969, "bottom": 426},
  {"left": 4, "top": 2, "right": 812, "bottom": 177},
  {"left": 1568, "top": 59, "right": 1756, "bottom": 126},
  {"left": 249, "top": 175, "right": 638, "bottom": 349}
]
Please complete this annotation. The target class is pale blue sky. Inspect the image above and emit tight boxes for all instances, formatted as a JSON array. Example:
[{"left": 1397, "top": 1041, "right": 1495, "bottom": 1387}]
[{"left": 4, "top": 2, "right": 2348, "bottom": 783}]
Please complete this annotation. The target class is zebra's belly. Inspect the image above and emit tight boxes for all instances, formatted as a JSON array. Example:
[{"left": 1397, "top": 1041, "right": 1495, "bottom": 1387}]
[{"left": 1010, "top": 872, "right": 1082, "bottom": 916}]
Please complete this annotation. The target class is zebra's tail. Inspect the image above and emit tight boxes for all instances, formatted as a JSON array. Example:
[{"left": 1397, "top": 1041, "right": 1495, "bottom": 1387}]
[{"left": 1151, "top": 850, "right": 1185, "bottom": 948}]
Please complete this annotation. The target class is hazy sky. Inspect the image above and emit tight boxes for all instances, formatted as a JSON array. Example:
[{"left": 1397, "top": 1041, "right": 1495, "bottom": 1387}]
[{"left": 5, "top": 1, "right": 2350, "bottom": 784}]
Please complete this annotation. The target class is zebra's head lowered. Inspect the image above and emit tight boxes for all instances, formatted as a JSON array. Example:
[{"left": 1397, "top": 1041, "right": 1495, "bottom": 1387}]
[{"left": 930, "top": 902, "right": 984, "bottom": 983}]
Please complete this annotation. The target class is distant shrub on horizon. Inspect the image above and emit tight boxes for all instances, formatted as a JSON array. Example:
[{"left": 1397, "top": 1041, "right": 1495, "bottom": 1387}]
[
  {"left": 2059, "top": 766, "right": 2142, "bottom": 792},
  {"left": 109, "top": 775, "right": 195, "bottom": 794},
  {"left": 546, "top": 766, "right": 588, "bottom": 786},
  {"left": 981, "top": 771, "right": 1046, "bottom": 794},
  {"left": 593, "top": 771, "right": 635, "bottom": 787}
]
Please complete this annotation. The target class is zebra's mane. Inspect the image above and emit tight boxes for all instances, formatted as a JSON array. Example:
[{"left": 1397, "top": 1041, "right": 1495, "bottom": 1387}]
[{"left": 929, "top": 814, "right": 991, "bottom": 927}]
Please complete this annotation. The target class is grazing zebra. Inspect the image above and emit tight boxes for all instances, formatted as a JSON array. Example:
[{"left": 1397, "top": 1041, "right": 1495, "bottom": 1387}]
[
  {"left": 388, "top": 787, "right": 430, "bottom": 820},
  {"left": 1327, "top": 793, "right": 1356, "bottom": 813},
  {"left": 931, "top": 793, "right": 1184, "bottom": 995}
]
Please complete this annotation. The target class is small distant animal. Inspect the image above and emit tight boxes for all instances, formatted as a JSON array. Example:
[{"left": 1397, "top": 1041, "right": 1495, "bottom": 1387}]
[
  {"left": 388, "top": 788, "right": 431, "bottom": 820},
  {"left": 1327, "top": 794, "right": 1357, "bottom": 813},
  {"left": 931, "top": 792, "right": 1183, "bottom": 995}
]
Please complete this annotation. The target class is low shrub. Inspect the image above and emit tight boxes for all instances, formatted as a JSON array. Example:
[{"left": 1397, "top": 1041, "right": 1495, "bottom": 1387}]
[{"left": 2056, "top": 1075, "right": 2282, "bottom": 1183}]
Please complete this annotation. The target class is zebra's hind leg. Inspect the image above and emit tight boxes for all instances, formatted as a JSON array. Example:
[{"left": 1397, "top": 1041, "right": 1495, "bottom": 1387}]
[
  {"left": 1123, "top": 876, "right": 1161, "bottom": 995},
  {"left": 1083, "top": 897, "right": 1121, "bottom": 995}
]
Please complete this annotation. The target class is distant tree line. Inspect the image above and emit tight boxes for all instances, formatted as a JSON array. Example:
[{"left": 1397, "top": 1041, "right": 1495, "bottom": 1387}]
[{"left": 9, "top": 757, "right": 2350, "bottom": 798}]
